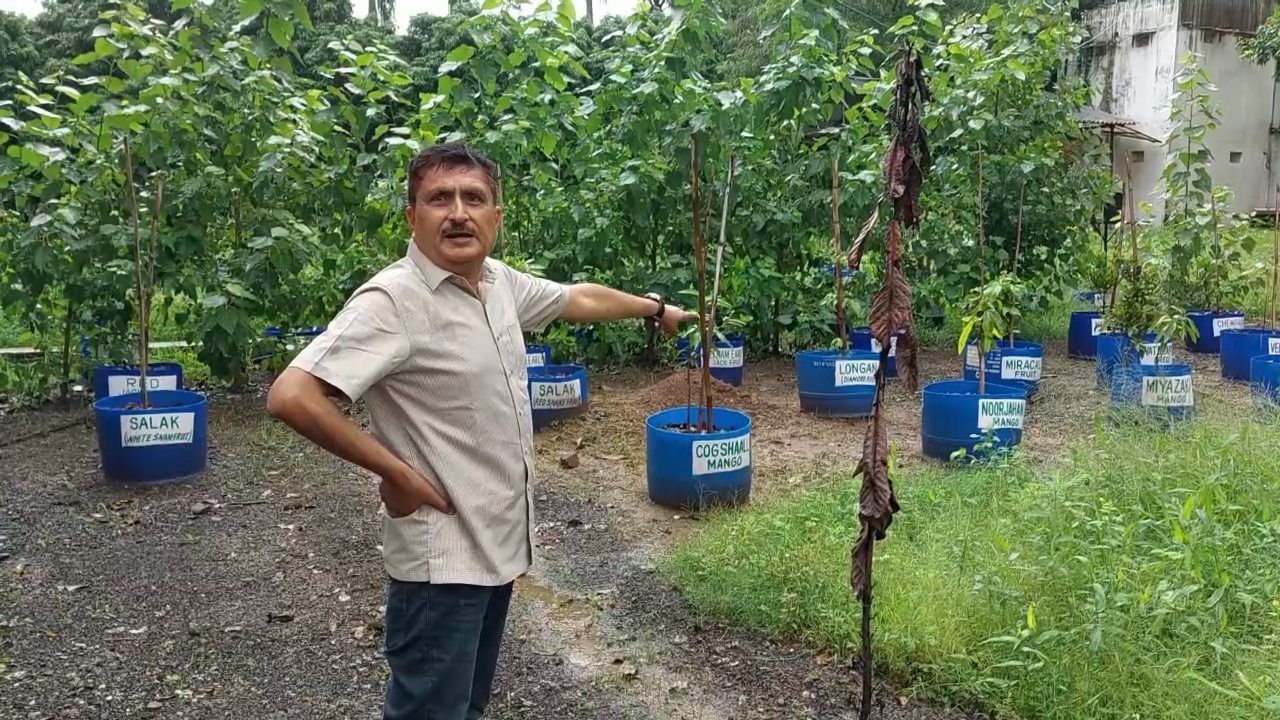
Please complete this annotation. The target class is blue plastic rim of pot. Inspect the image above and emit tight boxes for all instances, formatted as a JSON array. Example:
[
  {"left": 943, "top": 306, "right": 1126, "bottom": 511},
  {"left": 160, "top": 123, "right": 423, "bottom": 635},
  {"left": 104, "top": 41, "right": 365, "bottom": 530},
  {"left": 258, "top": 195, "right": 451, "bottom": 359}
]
[
  {"left": 962, "top": 340, "right": 1044, "bottom": 400},
  {"left": 848, "top": 327, "right": 898, "bottom": 378},
  {"left": 795, "top": 349, "right": 880, "bottom": 418},
  {"left": 1095, "top": 332, "right": 1169, "bottom": 388},
  {"left": 1068, "top": 311, "right": 1104, "bottom": 359},
  {"left": 1219, "top": 328, "right": 1280, "bottom": 382},
  {"left": 93, "top": 389, "right": 208, "bottom": 484},
  {"left": 675, "top": 336, "right": 746, "bottom": 386},
  {"left": 93, "top": 363, "right": 184, "bottom": 401},
  {"left": 1185, "top": 310, "right": 1245, "bottom": 354},
  {"left": 525, "top": 343, "right": 552, "bottom": 370},
  {"left": 527, "top": 364, "right": 589, "bottom": 430},
  {"left": 921, "top": 380, "right": 1027, "bottom": 461},
  {"left": 1109, "top": 362, "right": 1195, "bottom": 422},
  {"left": 645, "top": 405, "right": 752, "bottom": 510},
  {"left": 1250, "top": 355, "right": 1280, "bottom": 410}
]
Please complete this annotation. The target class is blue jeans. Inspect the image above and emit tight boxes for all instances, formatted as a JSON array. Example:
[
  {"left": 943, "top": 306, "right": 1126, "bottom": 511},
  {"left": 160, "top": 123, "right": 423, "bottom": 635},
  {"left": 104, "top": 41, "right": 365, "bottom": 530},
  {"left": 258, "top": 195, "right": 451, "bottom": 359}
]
[{"left": 382, "top": 579, "right": 514, "bottom": 720}]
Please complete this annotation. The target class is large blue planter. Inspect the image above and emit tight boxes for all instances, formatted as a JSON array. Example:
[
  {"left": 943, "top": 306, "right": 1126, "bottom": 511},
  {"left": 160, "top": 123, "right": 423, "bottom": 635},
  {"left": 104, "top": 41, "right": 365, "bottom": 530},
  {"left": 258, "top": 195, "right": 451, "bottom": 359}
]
[
  {"left": 962, "top": 340, "right": 1043, "bottom": 400},
  {"left": 1250, "top": 355, "right": 1280, "bottom": 410},
  {"left": 93, "top": 363, "right": 184, "bottom": 401},
  {"left": 921, "top": 380, "right": 1027, "bottom": 461},
  {"left": 1068, "top": 311, "right": 1104, "bottom": 359},
  {"left": 1109, "top": 363, "right": 1195, "bottom": 422},
  {"left": 525, "top": 343, "right": 552, "bottom": 370},
  {"left": 1185, "top": 310, "right": 1245, "bottom": 354},
  {"left": 527, "top": 364, "right": 589, "bottom": 430},
  {"left": 1095, "top": 332, "right": 1171, "bottom": 388},
  {"left": 848, "top": 327, "right": 898, "bottom": 378},
  {"left": 676, "top": 336, "right": 745, "bottom": 386},
  {"left": 1219, "top": 328, "right": 1280, "bottom": 382},
  {"left": 93, "top": 389, "right": 208, "bottom": 484},
  {"left": 645, "top": 406, "right": 752, "bottom": 509},
  {"left": 795, "top": 349, "right": 880, "bottom": 418}
]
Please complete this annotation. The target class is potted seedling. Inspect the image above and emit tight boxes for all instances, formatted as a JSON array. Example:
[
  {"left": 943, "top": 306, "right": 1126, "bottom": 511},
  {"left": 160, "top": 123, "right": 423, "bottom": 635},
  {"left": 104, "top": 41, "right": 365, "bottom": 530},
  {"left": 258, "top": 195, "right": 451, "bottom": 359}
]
[
  {"left": 795, "top": 157, "right": 882, "bottom": 418},
  {"left": 1067, "top": 230, "right": 1119, "bottom": 359},
  {"left": 92, "top": 141, "right": 209, "bottom": 484},
  {"left": 646, "top": 143, "right": 752, "bottom": 509},
  {"left": 1245, "top": 198, "right": 1280, "bottom": 400}
]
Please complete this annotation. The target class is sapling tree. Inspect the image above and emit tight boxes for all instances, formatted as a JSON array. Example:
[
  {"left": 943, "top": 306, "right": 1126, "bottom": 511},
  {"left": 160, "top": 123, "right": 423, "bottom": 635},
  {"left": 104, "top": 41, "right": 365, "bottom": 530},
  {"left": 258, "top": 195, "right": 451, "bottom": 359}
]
[
  {"left": 121, "top": 138, "right": 163, "bottom": 408},
  {"left": 845, "top": 42, "right": 927, "bottom": 720}
]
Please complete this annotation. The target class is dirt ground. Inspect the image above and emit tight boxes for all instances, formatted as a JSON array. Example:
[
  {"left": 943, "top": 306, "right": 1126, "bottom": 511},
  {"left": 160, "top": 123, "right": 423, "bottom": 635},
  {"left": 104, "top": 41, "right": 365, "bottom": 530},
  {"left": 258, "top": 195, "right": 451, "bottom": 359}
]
[{"left": 0, "top": 344, "right": 1247, "bottom": 719}]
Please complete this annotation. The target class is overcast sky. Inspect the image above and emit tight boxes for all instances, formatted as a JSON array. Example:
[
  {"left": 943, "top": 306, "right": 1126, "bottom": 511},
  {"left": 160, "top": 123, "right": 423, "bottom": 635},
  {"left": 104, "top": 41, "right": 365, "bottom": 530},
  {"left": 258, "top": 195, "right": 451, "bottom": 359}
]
[{"left": 0, "top": 0, "right": 640, "bottom": 33}]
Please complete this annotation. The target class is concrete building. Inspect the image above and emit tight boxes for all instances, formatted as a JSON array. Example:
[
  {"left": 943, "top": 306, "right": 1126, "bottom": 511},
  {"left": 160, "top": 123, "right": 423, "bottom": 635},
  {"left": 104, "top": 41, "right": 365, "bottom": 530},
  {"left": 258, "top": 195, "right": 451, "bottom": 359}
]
[{"left": 1074, "top": 0, "right": 1278, "bottom": 220}]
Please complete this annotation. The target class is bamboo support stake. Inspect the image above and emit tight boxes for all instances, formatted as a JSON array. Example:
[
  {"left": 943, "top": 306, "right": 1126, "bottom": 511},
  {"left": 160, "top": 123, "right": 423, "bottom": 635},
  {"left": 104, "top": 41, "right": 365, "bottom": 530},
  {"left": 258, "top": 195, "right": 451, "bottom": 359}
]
[
  {"left": 690, "top": 135, "right": 712, "bottom": 432},
  {"left": 832, "top": 157, "right": 847, "bottom": 351},
  {"left": 976, "top": 146, "right": 986, "bottom": 394},
  {"left": 707, "top": 154, "right": 736, "bottom": 338},
  {"left": 1271, "top": 188, "right": 1279, "bottom": 329}
]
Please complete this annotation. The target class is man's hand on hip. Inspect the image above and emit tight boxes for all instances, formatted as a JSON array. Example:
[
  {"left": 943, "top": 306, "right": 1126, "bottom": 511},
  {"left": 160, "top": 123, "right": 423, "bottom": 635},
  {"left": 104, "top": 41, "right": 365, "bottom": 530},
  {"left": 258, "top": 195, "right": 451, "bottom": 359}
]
[{"left": 381, "top": 466, "right": 455, "bottom": 518}]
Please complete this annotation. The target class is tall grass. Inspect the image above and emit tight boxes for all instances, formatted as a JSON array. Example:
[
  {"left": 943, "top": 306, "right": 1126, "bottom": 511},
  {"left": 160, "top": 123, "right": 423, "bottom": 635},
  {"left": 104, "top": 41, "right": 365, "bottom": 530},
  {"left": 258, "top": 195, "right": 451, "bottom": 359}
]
[{"left": 667, "top": 418, "right": 1280, "bottom": 719}]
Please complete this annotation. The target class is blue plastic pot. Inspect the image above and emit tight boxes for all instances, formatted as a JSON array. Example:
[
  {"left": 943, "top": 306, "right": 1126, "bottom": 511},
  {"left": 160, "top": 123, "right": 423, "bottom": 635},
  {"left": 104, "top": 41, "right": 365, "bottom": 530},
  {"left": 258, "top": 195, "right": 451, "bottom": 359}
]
[
  {"left": 527, "top": 364, "right": 589, "bottom": 430},
  {"left": 645, "top": 406, "right": 752, "bottom": 509},
  {"left": 93, "top": 363, "right": 184, "bottom": 401},
  {"left": 848, "top": 327, "right": 898, "bottom": 378},
  {"left": 1109, "top": 362, "right": 1195, "bottom": 421},
  {"left": 1185, "top": 310, "right": 1245, "bottom": 354},
  {"left": 962, "top": 340, "right": 1043, "bottom": 400},
  {"left": 795, "top": 349, "right": 880, "bottom": 418},
  {"left": 1219, "top": 328, "right": 1280, "bottom": 382},
  {"left": 93, "top": 389, "right": 208, "bottom": 484},
  {"left": 675, "top": 336, "right": 746, "bottom": 387},
  {"left": 1068, "top": 311, "right": 1104, "bottom": 359},
  {"left": 1095, "top": 332, "right": 1171, "bottom": 388},
  {"left": 525, "top": 343, "right": 552, "bottom": 370},
  {"left": 921, "top": 380, "right": 1027, "bottom": 461},
  {"left": 1250, "top": 355, "right": 1280, "bottom": 409}
]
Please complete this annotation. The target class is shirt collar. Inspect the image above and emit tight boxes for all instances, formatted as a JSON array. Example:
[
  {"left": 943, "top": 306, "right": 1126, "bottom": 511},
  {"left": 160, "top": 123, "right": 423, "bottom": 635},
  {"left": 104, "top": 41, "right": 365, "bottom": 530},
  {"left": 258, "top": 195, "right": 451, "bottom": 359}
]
[{"left": 406, "top": 240, "right": 496, "bottom": 291}]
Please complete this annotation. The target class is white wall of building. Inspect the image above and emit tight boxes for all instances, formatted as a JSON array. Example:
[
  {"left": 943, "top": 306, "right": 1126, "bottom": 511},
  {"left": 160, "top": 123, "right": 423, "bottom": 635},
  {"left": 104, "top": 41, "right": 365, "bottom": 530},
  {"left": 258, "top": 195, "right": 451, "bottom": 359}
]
[{"left": 1083, "top": 0, "right": 1278, "bottom": 220}]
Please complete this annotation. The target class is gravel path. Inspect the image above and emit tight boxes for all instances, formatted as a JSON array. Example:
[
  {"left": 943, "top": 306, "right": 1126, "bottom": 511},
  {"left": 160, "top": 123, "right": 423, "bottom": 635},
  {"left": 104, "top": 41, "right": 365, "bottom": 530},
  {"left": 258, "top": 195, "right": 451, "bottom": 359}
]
[{"left": 0, "top": 344, "right": 1246, "bottom": 719}]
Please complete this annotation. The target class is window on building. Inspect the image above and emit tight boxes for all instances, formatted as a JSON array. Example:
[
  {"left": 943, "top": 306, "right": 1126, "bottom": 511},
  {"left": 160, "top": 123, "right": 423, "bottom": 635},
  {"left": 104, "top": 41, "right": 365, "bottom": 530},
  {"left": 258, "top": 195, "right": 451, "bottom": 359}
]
[
  {"left": 1133, "top": 32, "right": 1154, "bottom": 48},
  {"left": 1230, "top": 151, "right": 1243, "bottom": 164},
  {"left": 1202, "top": 29, "right": 1220, "bottom": 44},
  {"left": 1131, "top": 151, "right": 1145, "bottom": 163}
]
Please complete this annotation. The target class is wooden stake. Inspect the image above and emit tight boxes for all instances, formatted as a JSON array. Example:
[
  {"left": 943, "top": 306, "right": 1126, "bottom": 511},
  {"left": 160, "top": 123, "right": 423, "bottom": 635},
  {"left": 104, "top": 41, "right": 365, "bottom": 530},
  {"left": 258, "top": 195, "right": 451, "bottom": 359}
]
[
  {"left": 1271, "top": 188, "right": 1279, "bottom": 329},
  {"left": 122, "top": 138, "right": 149, "bottom": 408},
  {"left": 832, "top": 157, "right": 847, "bottom": 351},
  {"left": 976, "top": 146, "right": 985, "bottom": 395},
  {"left": 707, "top": 154, "right": 736, "bottom": 337},
  {"left": 1009, "top": 179, "right": 1024, "bottom": 343},
  {"left": 690, "top": 135, "right": 712, "bottom": 432}
]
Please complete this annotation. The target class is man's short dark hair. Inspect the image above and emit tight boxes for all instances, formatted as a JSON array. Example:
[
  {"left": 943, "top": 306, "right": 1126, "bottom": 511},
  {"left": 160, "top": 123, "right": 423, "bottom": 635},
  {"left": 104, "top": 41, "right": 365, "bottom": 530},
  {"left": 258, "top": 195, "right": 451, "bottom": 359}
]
[{"left": 406, "top": 143, "right": 499, "bottom": 206}]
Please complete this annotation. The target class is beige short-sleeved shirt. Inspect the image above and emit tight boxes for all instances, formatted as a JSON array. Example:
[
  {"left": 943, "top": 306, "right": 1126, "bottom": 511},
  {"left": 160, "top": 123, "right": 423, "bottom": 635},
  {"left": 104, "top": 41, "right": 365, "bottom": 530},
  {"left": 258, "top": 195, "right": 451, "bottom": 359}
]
[{"left": 289, "top": 242, "right": 569, "bottom": 586}]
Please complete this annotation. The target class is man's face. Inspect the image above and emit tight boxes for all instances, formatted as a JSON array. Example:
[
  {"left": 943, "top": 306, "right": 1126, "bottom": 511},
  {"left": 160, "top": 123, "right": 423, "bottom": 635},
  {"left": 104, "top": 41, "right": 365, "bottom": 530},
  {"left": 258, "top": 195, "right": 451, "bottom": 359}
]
[{"left": 405, "top": 164, "right": 501, "bottom": 273}]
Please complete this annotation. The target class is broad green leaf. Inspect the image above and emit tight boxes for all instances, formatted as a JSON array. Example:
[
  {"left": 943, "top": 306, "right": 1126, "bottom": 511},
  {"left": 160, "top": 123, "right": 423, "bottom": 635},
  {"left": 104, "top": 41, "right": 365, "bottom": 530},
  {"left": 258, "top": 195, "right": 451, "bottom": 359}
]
[
  {"left": 267, "top": 17, "right": 294, "bottom": 49},
  {"left": 240, "top": 0, "right": 264, "bottom": 19},
  {"left": 290, "top": 0, "right": 314, "bottom": 31},
  {"left": 203, "top": 294, "right": 227, "bottom": 308},
  {"left": 71, "top": 51, "right": 100, "bottom": 65},
  {"left": 446, "top": 45, "right": 476, "bottom": 63},
  {"left": 30, "top": 213, "right": 53, "bottom": 228},
  {"left": 556, "top": 0, "right": 575, "bottom": 22},
  {"left": 172, "top": 0, "right": 195, "bottom": 8},
  {"left": 94, "top": 37, "right": 116, "bottom": 57}
]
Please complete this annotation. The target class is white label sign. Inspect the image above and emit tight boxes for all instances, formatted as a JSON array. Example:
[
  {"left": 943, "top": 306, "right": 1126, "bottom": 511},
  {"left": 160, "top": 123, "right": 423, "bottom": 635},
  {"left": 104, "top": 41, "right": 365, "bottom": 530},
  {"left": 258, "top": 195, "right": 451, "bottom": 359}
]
[
  {"left": 965, "top": 344, "right": 980, "bottom": 368},
  {"left": 834, "top": 359, "right": 878, "bottom": 387},
  {"left": 977, "top": 398, "right": 1026, "bottom": 431},
  {"left": 107, "top": 374, "right": 177, "bottom": 397},
  {"left": 1090, "top": 318, "right": 1103, "bottom": 337},
  {"left": 1212, "top": 316, "right": 1245, "bottom": 337},
  {"left": 870, "top": 336, "right": 898, "bottom": 358},
  {"left": 1141, "top": 375, "right": 1194, "bottom": 407},
  {"left": 1001, "top": 356, "right": 1042, "bottom": 381},
  {"left": 1139, "top": 343, "right": 1174, "bottom": 366},
  {"left": 1094, "top": 292, "right": 1110, "bottom": 308},
  {"left": 1269, "top": 338, "right": 1280, "bottom": 355},
  {"left": 530, "top": 380, "right": 581, "bottom": 410},
  {"left": 525, "top": 352, "right": 545, "bottom": 368},
  {"left": 709, "top": 345, "right": 744, "bottom": 368},
  {"left": 691, "top": 434, "right": 751, "bottom": 475},
  {"left": 120, "top": 412, "right": 195, "bottom": 447}
]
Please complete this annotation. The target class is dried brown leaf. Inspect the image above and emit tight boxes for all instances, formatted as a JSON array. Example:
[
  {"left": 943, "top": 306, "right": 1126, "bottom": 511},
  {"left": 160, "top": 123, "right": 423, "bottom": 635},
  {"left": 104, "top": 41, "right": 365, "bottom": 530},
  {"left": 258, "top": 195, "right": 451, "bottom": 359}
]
[
  {"left": 883, "top": 141, "right": 906, "bottom": 200},
  {"left": 896, "top": 318, "right": 919, "bottom": 393},
  {"left": 846, "top": 206, "right": 880, "bottom": 273},
  {"left": 869, "top": 264, "right": 912, "bottom": 347},
  {"left": 851, "top": 523, "right": 872, "bottom": 597}
]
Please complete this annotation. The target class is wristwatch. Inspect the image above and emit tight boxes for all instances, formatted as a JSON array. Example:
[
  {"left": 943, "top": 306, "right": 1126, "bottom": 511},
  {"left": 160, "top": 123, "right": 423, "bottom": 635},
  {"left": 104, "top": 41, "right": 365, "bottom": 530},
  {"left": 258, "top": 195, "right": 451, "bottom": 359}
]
[{"left": 643, "top": 292, "right": 665, "bottom": 321}]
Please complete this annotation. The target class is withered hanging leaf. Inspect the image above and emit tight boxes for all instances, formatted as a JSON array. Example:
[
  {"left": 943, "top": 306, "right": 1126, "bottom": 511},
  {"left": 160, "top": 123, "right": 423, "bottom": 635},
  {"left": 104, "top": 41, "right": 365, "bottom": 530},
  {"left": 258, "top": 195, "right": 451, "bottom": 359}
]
[
  {"left": 883, "top": 141, "right": 906, "bottom": 201},
  {"left": 846, "top": 205, "right": 880, "bottom": 272},
  {"left": 858, "top": 415, "right": 895, "bottom": 521},
  {"left": 896, "top": 317, "right": 920, "bottom": 393},
  {"left": 851, "top": 524, "right": 872, "bottom": 598},
  {"left": 869, "top": 264, "right": 912, "bottom": 347}
]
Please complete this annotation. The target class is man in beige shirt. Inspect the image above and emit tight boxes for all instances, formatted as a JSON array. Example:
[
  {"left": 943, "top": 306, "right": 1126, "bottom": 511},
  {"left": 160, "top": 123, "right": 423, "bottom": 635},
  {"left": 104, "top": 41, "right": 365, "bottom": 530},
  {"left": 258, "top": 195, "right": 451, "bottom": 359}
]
[{"left": 266, "top": 142, "right": 693, "bottom": 720}]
